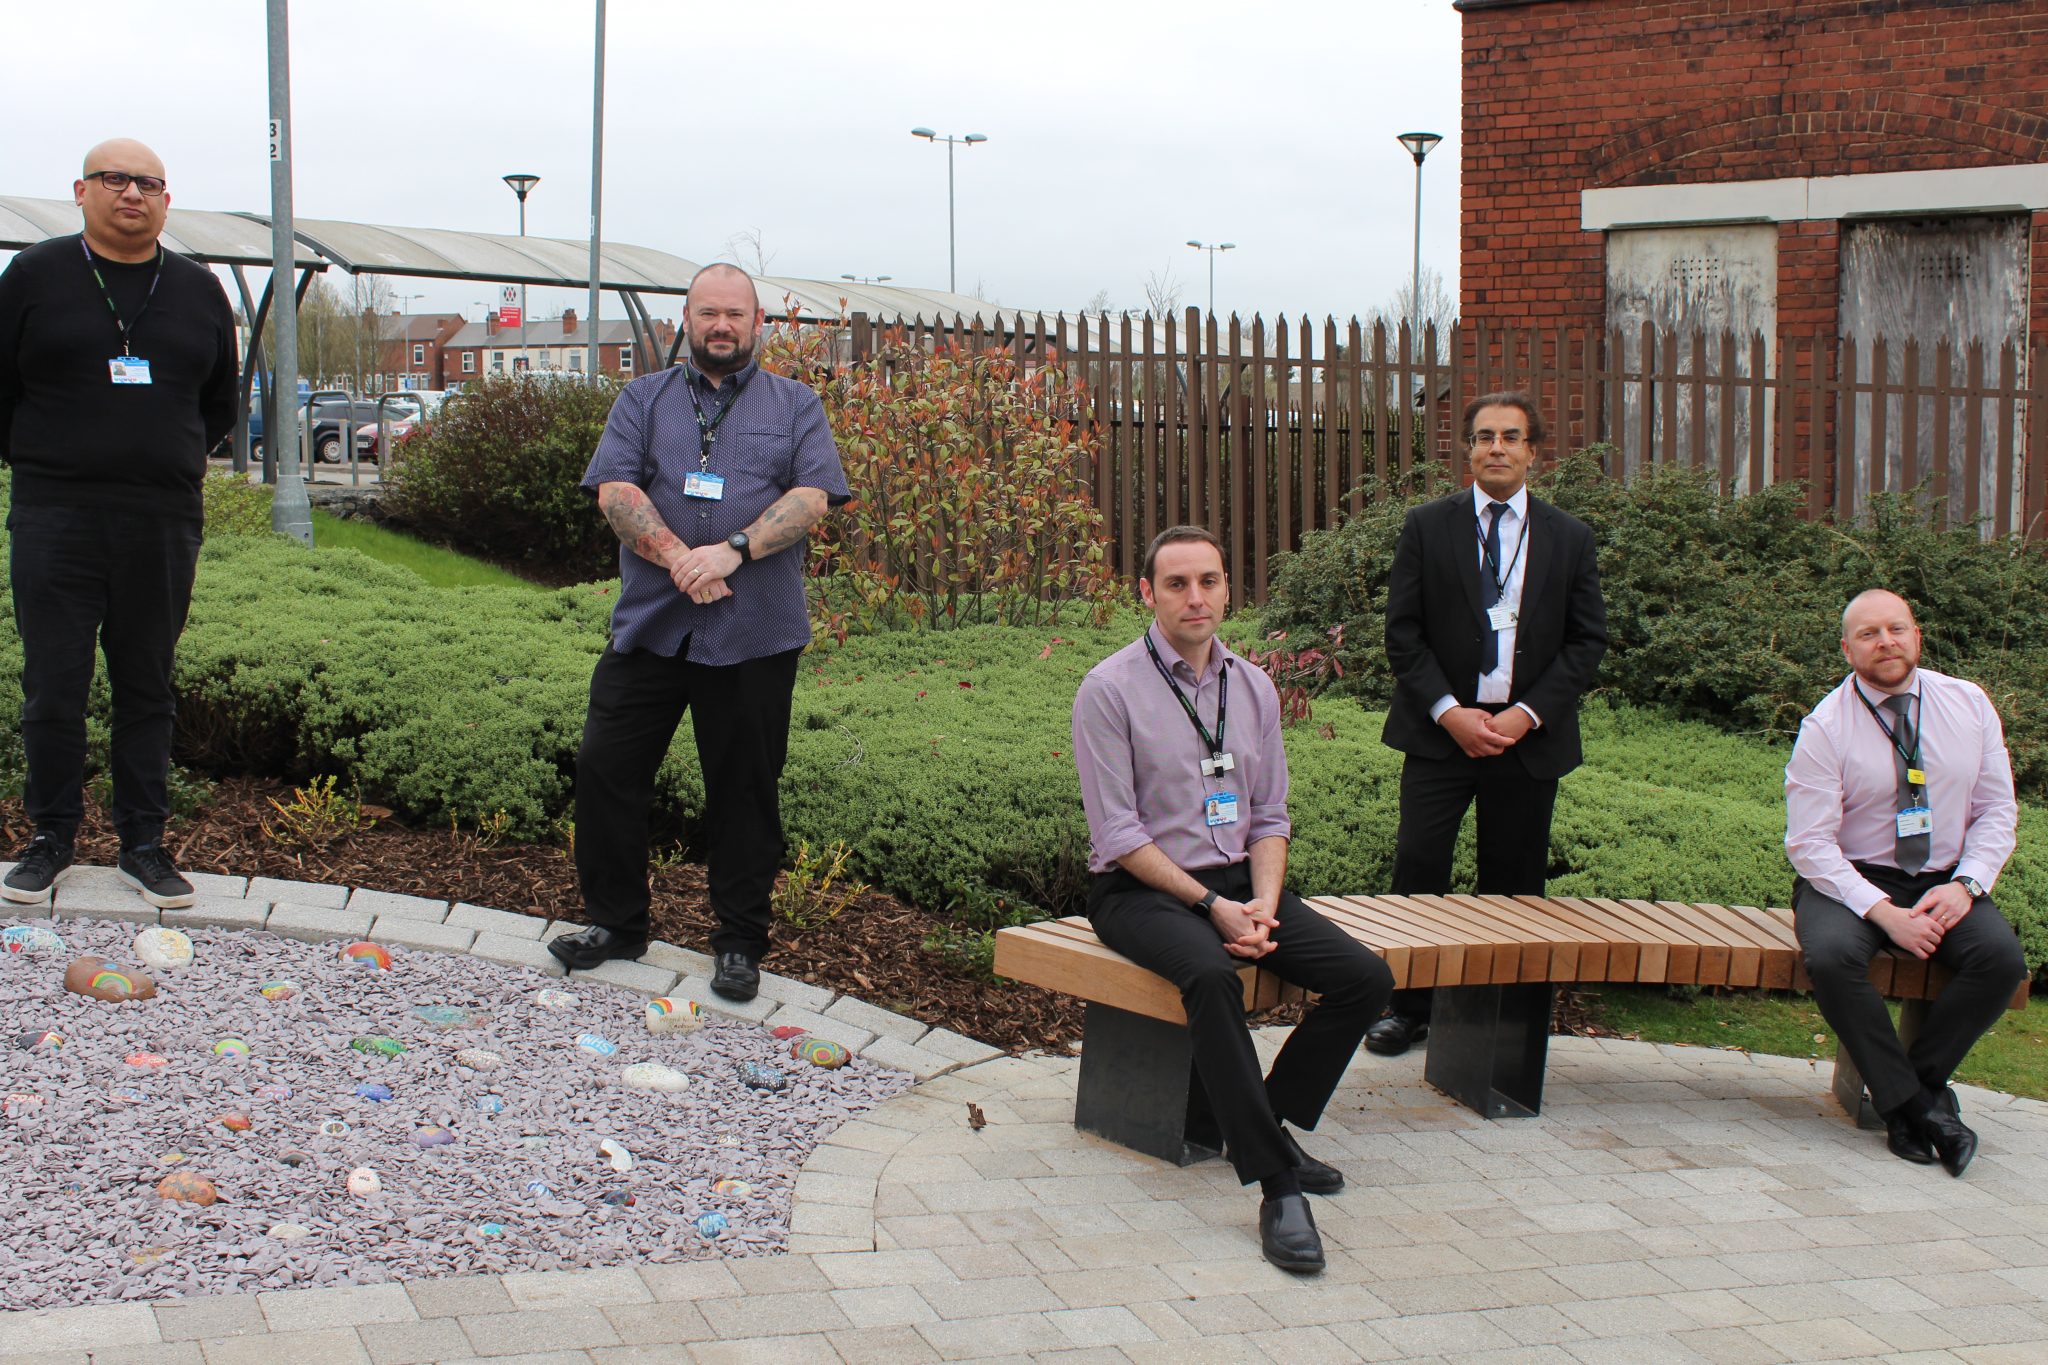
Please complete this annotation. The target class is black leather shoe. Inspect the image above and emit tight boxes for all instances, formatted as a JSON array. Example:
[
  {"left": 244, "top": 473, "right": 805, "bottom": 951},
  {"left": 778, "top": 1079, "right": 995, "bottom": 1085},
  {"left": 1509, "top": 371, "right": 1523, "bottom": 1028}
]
[
  {"left": 546, "top": 925, "right": 649, "bottom": 972},
  {"left": 1885, "top": 1116, "right": 1936, "bottom": 1165},
  {"left": 1920, "top": 1108, "right": 1979, "bottom": 1178},
  {"left": 1280, "top": 1128, "right": 1345, "bottom": 1195},
  {"left": 1258, "top": 1193, "right": 1326, "bottom": 1274},
  {"left": 1933, "top": 1085, "right": 1961, "bottom": 1118},
  {"left": 1364, "top": 1013, "right": 1428, "bottom": 1057},
  {"left": 711, "top": 950, "right": 761, "bottom": 1002}
]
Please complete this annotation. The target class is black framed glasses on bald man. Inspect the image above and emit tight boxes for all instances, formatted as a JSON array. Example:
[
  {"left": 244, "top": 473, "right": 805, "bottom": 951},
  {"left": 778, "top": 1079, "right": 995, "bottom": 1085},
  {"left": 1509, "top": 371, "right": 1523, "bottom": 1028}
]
[{"left": 84, "top": 171, "right": 167, "bottom": 196}]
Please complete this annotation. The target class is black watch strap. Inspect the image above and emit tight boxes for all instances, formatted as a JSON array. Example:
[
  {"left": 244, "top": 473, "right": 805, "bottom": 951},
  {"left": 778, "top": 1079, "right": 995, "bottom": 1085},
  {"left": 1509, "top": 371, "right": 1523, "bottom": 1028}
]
[
  {"left": 727, "top": 532, "right": 752, "bottom": 562},
  {"left": 1192, "top": 889, "right": 1219, "bottom": 914}
]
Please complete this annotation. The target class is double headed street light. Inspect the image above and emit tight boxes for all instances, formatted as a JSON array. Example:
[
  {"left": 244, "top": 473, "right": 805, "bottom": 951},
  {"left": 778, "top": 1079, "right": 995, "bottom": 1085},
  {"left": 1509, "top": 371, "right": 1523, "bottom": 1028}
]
[
  {"left": 502, "top": 172, "right": 540, "bottom": 374},
  {"left": 1185, "top": 239, "right": 1236, "bottom": 317},
  {"left": 1396, "top": 132, "right": 1443, "bottom": 342},
  {"left": 841, "top": 273, "right": 893, "bottom": 285},
  {"left": 910, "top": 127, "right": 987, "bottom": 293}
]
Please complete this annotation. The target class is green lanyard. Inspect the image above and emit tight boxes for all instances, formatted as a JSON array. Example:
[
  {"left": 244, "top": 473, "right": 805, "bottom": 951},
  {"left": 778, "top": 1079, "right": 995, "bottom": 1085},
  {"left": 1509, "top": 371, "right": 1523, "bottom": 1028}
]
[{"left": 80, "top": 236, "right": 162, "bottom": 357}]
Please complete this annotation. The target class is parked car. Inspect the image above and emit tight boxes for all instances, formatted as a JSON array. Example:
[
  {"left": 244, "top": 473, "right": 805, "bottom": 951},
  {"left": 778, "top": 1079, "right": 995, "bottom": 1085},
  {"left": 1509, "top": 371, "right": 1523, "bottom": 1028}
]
[
  {"left": 247, "top": 387, "right": 347, "bottom": 461},
  {"left": 307, "top": 399, "right": 388, "bottom": 464},
  {"left": 353, "top": 392, "right": 459, "bottom": 461}
]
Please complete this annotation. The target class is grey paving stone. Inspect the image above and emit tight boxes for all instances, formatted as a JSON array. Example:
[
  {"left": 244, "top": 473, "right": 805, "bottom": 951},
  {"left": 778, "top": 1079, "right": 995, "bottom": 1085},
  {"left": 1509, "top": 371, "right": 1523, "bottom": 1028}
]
[
  {"left": 0, "top": 1303, "right": 160, "bottom": 1354},
  {"left": 446, "top": 903, "right": 550, "bottom": 940},
  {"left": 186, "top": 873, "right": 249, "bottom": 899},
  {"left": 860, "top": 1035, "right": 966, "bottom": 1082},
  {"left": 755, "top": 971, "right": 836, "bottom": 1013},
  {"left": 257, "top": 1282, "right": 417, "bottom": 1332},
  {"left": 825, "top": 995, "right": 932, "bottom": 1045},
  {"left": 670, "top": 974, "right": 777, "bottom": 1022},
  {"left": 406, "top": 1276, "right": 517, "bottom": 1319},
  {"left": 917, "top": 1027, "right": 1005, "bottom": 1067},
  {"left": 568, "top": 958, "right": 679, "bottom": 998},
  {"left": 160, "top": 897, "right": 270, "bottom": 933},
  {"left": 49, "top": 882, "right": 160, "bottom": 925},
  {"left": 245, "top": 877, "right": 350, "bottom": 909},
  {"left": 345, "top": 889, "right": 449, "bottom": 923},
  {"left": 152, "top": 1294, "right": 266, "bottom": 1342},
  {"left": 468, "top": 931, "right": 568, "bottom": 977},
  {"left": 357, "top": 1316, "right": 474, "bottom": 1365},
  {"left": 369, "top": 916, "right": 478, "bottom": 955},
  {"left": 201, "top": 1328, "right": 372, "bottom": 1364},
  {"left": 762, "top": 1005, "right": 876, "bottom": 1053},
  {"left": 263, "top": 903, "right": 375, "bottom": 943},
  {"left": 456, "top": 1307, "right": 622, "bottom": 1355},
  {"left": 639, "top": 939, "right": 715, "bottom": 978}
]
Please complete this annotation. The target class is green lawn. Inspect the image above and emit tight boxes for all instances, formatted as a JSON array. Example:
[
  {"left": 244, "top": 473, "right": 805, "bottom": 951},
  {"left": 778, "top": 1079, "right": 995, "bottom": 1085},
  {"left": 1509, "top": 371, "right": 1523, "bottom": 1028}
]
[
  {"left": 1581, "top": 985, "right": 2048, "bottom": 1101},
  {"left": 308, "top": 511, "right": 541, "bottom": 591}
]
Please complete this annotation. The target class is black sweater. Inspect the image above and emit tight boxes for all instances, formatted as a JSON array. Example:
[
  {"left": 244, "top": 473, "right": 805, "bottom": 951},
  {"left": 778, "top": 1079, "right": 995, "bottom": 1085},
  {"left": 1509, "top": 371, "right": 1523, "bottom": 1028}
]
[{"left": 0, "top": 234, "right": 238, "bottom": 517}]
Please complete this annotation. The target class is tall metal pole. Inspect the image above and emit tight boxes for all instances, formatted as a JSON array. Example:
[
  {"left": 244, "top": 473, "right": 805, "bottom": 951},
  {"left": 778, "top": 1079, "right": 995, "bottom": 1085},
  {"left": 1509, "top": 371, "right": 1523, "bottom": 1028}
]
[
  {"left": 1207, "top": 251, "right": 1216, "bottom": 316},
  {"left": 945, "top": 136, "right": 956, "bottom": 294},
  {"left": 265, "top": 0, "right": 312, "bottom": 544},
  {"left": 586, "top": 0, "right": 605, "bottom": 386},
  {"left": 518, "top": 196, "right": 529, "bottom": 373},
  {"left": 1409, "top": 156, "right": 1423, "bottom": 338}
]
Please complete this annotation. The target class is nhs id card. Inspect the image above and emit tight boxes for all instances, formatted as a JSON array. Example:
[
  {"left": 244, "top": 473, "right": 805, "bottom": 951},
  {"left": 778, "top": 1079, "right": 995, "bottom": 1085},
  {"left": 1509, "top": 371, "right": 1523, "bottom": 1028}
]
[
  {"left": 683, "top": 470, "right": 725, "bottom": 500},
  {"left": 1896, "top": 806, "right": 1932, "bottom": 838},
  {"left": 1204, "top": 792, "right": 1240, "bottom": 827},
  {"left": 108, "top": 357, "right": 152, "bottom": 385}
]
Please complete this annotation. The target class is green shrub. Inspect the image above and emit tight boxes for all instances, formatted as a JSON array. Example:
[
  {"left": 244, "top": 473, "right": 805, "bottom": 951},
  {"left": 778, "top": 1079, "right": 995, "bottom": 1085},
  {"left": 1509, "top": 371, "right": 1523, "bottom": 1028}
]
[
  {"left": 383, "top": 375, "right": 620, "bottom": 579},
  {"left": 201, "top": 471, "right": 276, "bottom": 536},
  {"left": 1264, "top": 452, "right": 2048, "bottom": 795}
]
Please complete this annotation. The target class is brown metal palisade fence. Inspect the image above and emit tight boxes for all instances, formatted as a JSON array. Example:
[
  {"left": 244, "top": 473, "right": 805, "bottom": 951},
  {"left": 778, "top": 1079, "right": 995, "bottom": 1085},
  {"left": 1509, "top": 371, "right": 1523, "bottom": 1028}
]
[{"left": 845, "top": 310, "right": 2048, "bottom": 607}]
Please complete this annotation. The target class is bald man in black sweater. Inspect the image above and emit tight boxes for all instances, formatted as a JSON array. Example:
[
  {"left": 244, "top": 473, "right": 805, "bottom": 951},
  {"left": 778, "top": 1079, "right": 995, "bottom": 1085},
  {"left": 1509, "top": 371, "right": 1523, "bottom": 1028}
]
[{"left": 0, "top": 138, "right": 237, "bottom": 909}]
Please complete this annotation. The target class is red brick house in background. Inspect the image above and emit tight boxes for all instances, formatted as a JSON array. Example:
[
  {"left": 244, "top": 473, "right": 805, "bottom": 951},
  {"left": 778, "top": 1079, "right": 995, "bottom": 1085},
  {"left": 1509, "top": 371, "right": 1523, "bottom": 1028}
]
[
  {"left": 436, "top": 309, "right": 674, "bottom": 385},
  {"left": 373, "top": 313, "right": 464, "bottom": 391},
  {"left": 1452, "top": 0, "right": 2048, "bottom": 529}
]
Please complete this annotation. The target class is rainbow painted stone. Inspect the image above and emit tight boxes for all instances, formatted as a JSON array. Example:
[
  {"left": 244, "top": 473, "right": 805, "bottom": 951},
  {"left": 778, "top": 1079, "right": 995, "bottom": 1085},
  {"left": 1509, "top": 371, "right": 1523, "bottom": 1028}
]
[
  {"left": 711, "top": 1178, "right": 753, "bottom": 1198},
  {"left": 211, "top": 1038, "right": 252, "bottom": 1057},
  {"left": 257, "top": 979, "right": 300, "bottom": 1001},
  {"left": 62, "top": 956, "right": 157, "bottom": 1002},
  {"left": 156, "top": 1172, "right": 218, "bottom": 1205},
  {"left": 350, "top": 1035, "right": 406, "bottom": 1057},
  {"left": 644, "top": 997, "right": 704, "bottom": 1035},
  {"left": 792, "top": 1037, "right": 851, "bottom": 1069},
  {"left": 339, "top": 941, "right": 393, "bottom": 970},
  {"left": 18, "top": 1030, "right": 65, "bottom": 1051}
]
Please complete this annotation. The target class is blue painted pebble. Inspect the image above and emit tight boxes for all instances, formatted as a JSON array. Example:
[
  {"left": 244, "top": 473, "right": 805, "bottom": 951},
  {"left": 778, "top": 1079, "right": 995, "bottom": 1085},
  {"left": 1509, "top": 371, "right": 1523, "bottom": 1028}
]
[
  {"left": 695, "top": 1211, "right": 729, "bottom": 1237},
  {"left": 735, "top": 1060, "right": 789, "bottom": 1092}
]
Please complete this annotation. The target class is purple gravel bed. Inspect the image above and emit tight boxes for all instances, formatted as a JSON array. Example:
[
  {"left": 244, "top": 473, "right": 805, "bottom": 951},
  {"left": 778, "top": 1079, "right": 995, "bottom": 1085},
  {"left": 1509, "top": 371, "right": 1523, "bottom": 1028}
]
[{"left": 0, "top": 915, "right": 912, "bottom": 1311}]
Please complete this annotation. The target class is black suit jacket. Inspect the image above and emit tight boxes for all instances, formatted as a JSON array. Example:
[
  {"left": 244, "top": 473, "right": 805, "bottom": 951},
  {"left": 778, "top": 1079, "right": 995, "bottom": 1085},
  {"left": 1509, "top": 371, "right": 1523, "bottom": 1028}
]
[{"left": 1380, "top": 489, "right": 1608, "bottom": 780}]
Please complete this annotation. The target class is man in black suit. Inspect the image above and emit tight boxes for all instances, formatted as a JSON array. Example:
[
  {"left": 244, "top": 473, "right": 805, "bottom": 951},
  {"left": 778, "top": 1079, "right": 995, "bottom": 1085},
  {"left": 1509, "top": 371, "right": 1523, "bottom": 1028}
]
[{"left": 1367, "top": 392, "right": 1608, "bottom": 1055}]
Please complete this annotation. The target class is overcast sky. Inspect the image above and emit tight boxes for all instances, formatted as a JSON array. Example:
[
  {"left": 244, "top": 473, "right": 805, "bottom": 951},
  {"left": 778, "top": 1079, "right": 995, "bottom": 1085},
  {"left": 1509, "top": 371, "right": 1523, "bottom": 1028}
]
[{"left": 2, "top": 0, "right": 1463, "bottom": 326}]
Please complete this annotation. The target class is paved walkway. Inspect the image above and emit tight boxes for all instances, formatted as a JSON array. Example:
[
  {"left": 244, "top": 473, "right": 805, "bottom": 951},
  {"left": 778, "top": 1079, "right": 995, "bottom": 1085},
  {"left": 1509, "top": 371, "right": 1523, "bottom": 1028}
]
[{"left": 6, "top": 872, "right": 2048, "bottom": 1363}]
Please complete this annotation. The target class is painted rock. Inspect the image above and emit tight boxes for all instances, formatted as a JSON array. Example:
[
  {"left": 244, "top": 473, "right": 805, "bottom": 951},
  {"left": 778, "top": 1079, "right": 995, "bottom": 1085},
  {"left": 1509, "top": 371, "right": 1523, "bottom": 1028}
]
[
  {"left": 126, "top": 1051, "right": 168, "bottom": 1068},
  {"left": 620, "top": 1062, "right": 690, "bottom": 1093},
  {"left": 517, "top": 1135, "right": 550, "bottom": 1149},
  {"left": 645, "top": 997, "right": 704, "bottom": 1034},
  {"left": 3, "top": 1092, "right": 43, "bottom": 1119},
  {"left": 735, "top": 1060, "right": 788, "bottom": 1092},
  {"left": 279, "top": 1150, "right": 312, "bottom": 1167},
  {"left": 524, "top": 1179, "right": 552, "bottom": 1198},
  {"left": 128, "top": 1246, "right": 171, "bottom": 1266},
  {"left": 412, "top": 1004, "right": 488, "bottom": 1030},
  {"left": 157, "top": 1151, "right": 190, "bottom": 1165},
  {"left": 454, "top": 1049, "right": 505, "bottom": 1071},
  {"left": 319, "top": 1120, "right": 353, "bottom": 1138},
  {"left": 346, "top": 1167, "right": 382, "bottom": 1196},
  {"left": 792, "top": 1037, "right": 851, "bottom": 1069},
  {"left": 255, "top": 1083, "right": 292, "bottom": 1101},
  {"left": 62, "top": 956, "right": 157, "bottom": 1002},
  {"left": 694, "top": 1211, "right": 730, "bottom": 1238},
  {"left": 156, "top": 1172, "right": 217, "bottom": 1205},
  {"left": 212, "top": 1038, "right": 252, "bottom": 1057},
  {"left": 601, "top": 1190, "right": 637, "bottom": 1207},
  {"left": 598, "top": 1138, "right": 634, "bottom": 1173},
  {"left": 131, "top": 926, "right": 194, "bottom": 972},
  {"left": 356, "top": 1082, "right": 395, "bottom": 1102},
  {"left": 533, "top": 987, "right": 579, "bottom": 1012},
  {"left": 474, "top": 1094, "right": 506, "bottom": 1113},
  {"left": 218, "top": 1111, "right": 252, "bottom": 1132},
  {"left": 267, "top": 1222, "right": 311, "bottom": 1241},
  {"left": 257, "top": 979, "right": 300, "bottom": 1001},
  {"left": 0, "top": 924, "right": 64, "bottom": 956},
  {"left": 18, "top": 1029, "right": 64, "bottom": 1051},
  {"left": 575, "top": 1033, "right": 618, "bottom": 1057},
  {"left": 769, "top": 1024, "right": 808, "bottom": 1040},
  {"left": 412, "top": 1125, "right": 456, "bottom": 1149},
  {"left": 106, "top": 1087, "right": 145, "bottom": 1105},
  {"left": 339, "top": 941, "right": 393, "bottom": 970},
  {"left": 350, "top": 1035, "right": 405, "bottom": 1057},
  {"left": 477, "top": 1221, "right": 507, "bottom": 1236},
  {"left": 711, "top": 1178, "right": 753, "bottom": 1198}
]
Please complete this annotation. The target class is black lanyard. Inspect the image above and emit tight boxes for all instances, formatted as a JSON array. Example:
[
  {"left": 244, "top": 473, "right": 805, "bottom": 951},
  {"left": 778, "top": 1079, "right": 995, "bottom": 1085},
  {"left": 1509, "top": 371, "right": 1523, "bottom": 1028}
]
[
  {"left": 1144, "top": 634, "right": 1228, "bottom": 759},
  {"left": 1855, "top": 685, "right": 1924, "bottom": 793},
  {"left": 1477, "top": 503, "right": 1530, "bottom": 597},
  {"left": 80, "top": 236, "right": 162, "bottom": 357},
  {"left": 683, "top": 367, "right": 749, "bottom": 471}
]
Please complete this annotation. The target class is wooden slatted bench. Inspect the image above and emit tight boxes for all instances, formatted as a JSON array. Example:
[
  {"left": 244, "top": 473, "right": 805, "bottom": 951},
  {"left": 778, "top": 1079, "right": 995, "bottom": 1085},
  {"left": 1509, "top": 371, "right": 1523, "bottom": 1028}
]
[{"left": 993, "top": 895, "right": 2030, "bottom": 1166}]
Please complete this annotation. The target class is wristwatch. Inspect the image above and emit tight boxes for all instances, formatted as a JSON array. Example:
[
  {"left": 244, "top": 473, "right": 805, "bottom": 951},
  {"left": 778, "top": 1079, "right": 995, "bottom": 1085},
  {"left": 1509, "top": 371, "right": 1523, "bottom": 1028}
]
[
  {"left": 1191, "top": 890, "right": 1220, "bottom": 915},
  {"left": 1953, "top": 875, "right": 1986, "bottom": 900},
  {"left": 726, "top": 532, "right": 752, "bottom": 562}
]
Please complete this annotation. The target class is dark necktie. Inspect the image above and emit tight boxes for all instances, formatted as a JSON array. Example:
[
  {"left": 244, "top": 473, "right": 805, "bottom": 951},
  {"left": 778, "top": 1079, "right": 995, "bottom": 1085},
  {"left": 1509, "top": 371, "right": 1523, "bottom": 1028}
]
[
  {"left": 1884, "top": 692, "right": 1929, "bottom": 874},
  {"left": 1479, "top": 502, "right": 1506, "bottom": 673}
]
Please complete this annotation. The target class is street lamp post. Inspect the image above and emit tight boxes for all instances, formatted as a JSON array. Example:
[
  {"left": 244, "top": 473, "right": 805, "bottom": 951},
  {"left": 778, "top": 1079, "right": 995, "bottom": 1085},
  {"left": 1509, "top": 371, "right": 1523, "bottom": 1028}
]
[
  {"left": 1185, "top": 240, "right": 1236, "bottom": 318},
  {"left": 840, "top": 274, "right": 893, "bottom": 285},
  {"left": 1396, "top": 132, "right": 1443, "bottom": 343},
  {"left": 391, "top": 290, "right": 424, "bottom": 389},
  {"left": 502, "top": 172, "right": 540, "bottom": 375},
  {"left": 909, "top": 128, "right": 987, "bottom": 293}
]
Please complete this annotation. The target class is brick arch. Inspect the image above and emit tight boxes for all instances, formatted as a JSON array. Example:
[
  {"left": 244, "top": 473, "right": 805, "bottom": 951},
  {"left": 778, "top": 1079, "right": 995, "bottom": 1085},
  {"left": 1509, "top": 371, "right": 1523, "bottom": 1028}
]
[{"left": 1593, "top": 90, "right": 2048, "bottom": 187}]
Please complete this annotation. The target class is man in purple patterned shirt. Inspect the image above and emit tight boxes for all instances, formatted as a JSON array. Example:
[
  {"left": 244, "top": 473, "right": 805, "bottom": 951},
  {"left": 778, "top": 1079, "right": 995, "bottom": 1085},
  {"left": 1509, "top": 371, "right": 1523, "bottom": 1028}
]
[{"left": 1071, "top": 526, "right": 1392, "bottom": 1274}]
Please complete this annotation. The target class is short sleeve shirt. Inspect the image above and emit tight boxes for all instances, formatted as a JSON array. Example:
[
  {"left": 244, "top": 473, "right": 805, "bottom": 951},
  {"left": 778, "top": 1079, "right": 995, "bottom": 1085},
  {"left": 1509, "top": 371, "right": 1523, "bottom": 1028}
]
[{"left": 581, "top": 360, "right": 850, "bottom": 664}]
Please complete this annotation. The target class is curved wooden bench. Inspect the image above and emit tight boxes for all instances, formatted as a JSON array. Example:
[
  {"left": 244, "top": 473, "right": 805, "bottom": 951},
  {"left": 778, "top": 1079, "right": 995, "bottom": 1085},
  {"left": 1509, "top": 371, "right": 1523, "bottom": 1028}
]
[{"left": 994, "top": 895, "right": 2029, "bottom": 1163}]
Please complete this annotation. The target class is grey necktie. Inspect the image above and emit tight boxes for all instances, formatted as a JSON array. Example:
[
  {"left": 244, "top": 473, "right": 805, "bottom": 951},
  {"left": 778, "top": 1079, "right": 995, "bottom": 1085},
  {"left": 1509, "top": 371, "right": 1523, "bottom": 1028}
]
[{"left": 1883, "top": 692, "right": 1929, "bottom": 874}]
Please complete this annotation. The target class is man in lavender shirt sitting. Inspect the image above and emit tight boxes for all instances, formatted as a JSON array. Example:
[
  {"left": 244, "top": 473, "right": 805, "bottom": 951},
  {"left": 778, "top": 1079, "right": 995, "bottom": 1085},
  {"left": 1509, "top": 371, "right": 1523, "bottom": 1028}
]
[
  {"left": 1071, "top": 526, "right": 1393, "bottom": 1274},
  {"left": 1786, "top": 589, "right": 2027, "bottom": 1177}
]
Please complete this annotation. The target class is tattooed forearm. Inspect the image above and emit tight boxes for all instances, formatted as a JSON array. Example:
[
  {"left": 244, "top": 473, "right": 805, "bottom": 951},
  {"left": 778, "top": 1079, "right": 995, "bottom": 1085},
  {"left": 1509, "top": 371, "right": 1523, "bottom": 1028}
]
[
  {"left": 743, "top": 488, "right": 831, "bottom": 559},
  {"left": 597, "top": 482, "right": 685, "bottom": 566}
]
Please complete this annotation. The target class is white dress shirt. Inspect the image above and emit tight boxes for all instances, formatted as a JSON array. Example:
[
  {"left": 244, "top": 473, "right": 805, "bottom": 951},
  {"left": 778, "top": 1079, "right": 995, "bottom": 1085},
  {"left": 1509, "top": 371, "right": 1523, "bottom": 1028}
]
[
  {"left": 1784, "top": 667, "right": 2018, "bottom": 916},
  {"left": 1431, "top": 484, "right": 1539, "bottom": 726}
]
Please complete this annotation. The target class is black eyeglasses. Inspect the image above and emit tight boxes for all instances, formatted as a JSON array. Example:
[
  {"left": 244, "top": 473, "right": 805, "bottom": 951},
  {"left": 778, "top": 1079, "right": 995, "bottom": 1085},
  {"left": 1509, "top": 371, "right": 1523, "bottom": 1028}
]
[{"left": 85, "top": 170, "right": 167, "bottom": 197}]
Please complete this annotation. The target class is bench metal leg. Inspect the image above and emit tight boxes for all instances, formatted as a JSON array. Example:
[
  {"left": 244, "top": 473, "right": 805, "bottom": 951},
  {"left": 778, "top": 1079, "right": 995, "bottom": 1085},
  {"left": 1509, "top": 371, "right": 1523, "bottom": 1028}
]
[
  {"left": 1424, "top": 982, "right": 1554, "bottom": 1119},
  {"left": 1832, "top": 997, "right": 1930, "bottom": 1130},
  {"left": 1073, "top": 1002, "right": 1222, "bottom": 1166}
]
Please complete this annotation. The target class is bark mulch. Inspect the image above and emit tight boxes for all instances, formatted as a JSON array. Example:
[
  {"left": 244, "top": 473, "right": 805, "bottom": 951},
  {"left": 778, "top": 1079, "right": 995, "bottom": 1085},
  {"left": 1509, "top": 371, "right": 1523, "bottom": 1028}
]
[{"left": 0, "top": 778, "right": 1083, "bottom": 1055}]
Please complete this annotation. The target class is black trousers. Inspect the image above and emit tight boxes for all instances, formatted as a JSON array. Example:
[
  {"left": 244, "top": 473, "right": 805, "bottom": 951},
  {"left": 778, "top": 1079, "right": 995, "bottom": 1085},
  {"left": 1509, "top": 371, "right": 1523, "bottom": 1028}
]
[
  {"left": 8, "top": 501, "right": 201, "bottom": 848},
  {"left": 1385, "top": 748, "right": 1558, "bottom": 1020},
  {"left": 1794, "top": 863, "right": 2027, "bottom": 1115},
  {"left": 574, "top": 640, "right": 802, "bottom": 960},
  {"left": 1087, "top": 861, "right": 1393, "bottom": 1185}
]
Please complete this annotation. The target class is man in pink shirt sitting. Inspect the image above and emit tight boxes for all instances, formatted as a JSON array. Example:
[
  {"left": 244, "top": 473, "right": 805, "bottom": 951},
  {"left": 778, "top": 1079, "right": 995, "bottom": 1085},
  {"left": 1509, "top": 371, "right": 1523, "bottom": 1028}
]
[
  {"left": 1072, "top": 526, "right": 1393, "bottom": 1273},
  {"left": 1785, "top": 589, "right": 2028, "bottom": 1177}
]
